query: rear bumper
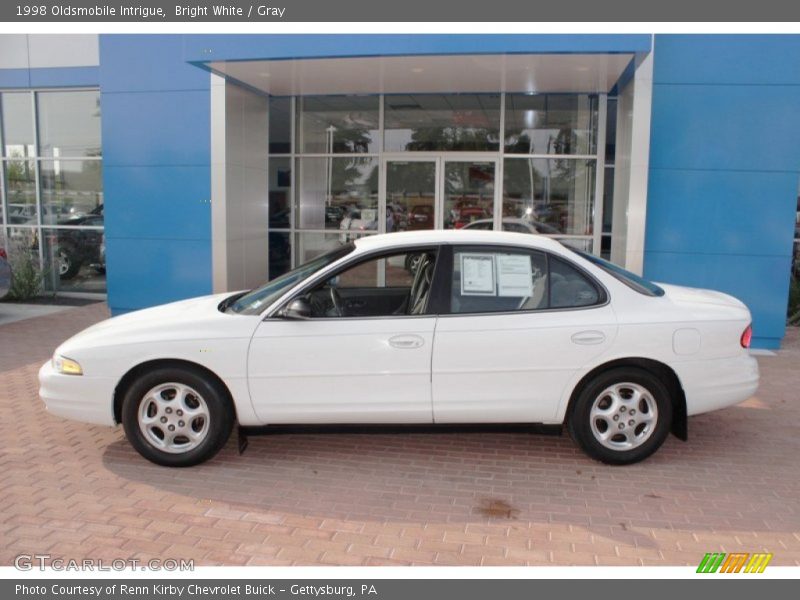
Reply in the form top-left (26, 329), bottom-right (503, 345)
top-left (675, 353), bottom-right (760, 416)
top-left (38, 361), bottom-right (117, 426)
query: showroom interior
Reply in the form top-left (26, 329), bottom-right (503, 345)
top-left (0, 34), bottom-right (798, 348)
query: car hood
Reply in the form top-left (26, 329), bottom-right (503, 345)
top-left (56, 291), bottom-right (255, 355)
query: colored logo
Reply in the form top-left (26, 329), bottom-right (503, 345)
top-left (696, 552), bottom-right (772, 573)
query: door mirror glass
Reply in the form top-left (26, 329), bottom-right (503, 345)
top-left (281, 298), bottom-right (313, 320)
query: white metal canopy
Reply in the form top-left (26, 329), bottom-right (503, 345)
top-left (209, 53), bottom-right (634, 96)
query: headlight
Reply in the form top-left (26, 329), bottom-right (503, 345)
top-left (52, 354), bottom-right (83, 376)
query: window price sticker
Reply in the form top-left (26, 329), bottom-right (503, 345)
top-left (496, 254), bottom-right (533, 297)
top-left (460, 253), bottom-right (496, 296)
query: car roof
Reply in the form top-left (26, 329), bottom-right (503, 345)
top-left (353, 229), bottom-right (568, 253)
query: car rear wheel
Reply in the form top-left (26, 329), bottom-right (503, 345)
top-left (568, 367), bottom-right (672, 465)
top-left (121, 366), bottom-right (234, 467)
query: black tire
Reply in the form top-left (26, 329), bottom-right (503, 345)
top-left (567, 367), bottom-right (672, 465)
top-left (57, 246), bottom-right (82, 280)
top-left (121, 366), bottom-right (234, 467)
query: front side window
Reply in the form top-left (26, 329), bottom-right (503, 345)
top-left (226, 243), bottom-right (354, 315)
top-left (449, 246), bottom-right (603, 314)
top-left (298, 249), bottom-right (438, 318)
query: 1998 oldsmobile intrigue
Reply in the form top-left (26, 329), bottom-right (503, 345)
top-left (40, 231), bottom-right (759, 467)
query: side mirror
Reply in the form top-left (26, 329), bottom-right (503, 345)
top-left (280, 298), bottom-right (312, 320)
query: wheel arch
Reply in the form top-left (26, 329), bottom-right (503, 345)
top-left (113, 358), bottom-right (238, 425)
top-left (564, 357), bottom-right (688, 441)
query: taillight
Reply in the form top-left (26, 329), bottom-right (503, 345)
top-left (0, 248), bottom-right (6, 260)
top-left (740, 324), bottom-right (752, 349)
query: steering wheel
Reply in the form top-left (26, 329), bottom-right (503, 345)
top-left (329, 286), bottom-right (345, 317)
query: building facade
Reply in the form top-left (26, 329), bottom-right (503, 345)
top-left (0, 34), bottom-right (798, 348)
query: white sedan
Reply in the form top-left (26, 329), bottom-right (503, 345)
top-left (39, 230), bottom-right (759, 467)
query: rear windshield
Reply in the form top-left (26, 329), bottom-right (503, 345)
top-left (575, 251), bottom-right (665, 297)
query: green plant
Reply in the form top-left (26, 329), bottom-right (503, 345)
top-left (6, 250), bottom-right (44, 301)
top-left (788, 276), bottom-right (800, 326)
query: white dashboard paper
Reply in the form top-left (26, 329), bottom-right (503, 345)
top-left (496, 254), bottom-right (533, 297)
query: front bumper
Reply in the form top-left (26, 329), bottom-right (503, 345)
top-left (38, 361), bottom-right (117, 426)
top-left (676, 353), bottom-right (760, 416)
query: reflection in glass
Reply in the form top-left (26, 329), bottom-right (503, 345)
top-left (443, 161), bottom-right (495, 230)
top-left (504, 94), bottom-right (597, 155)
top-left (503, 158), bottom-right (595, 236)
top-left (297, 96), bottom-right (379, 154)
top-left (1, 92), bottom-right (35, 158)
top-left (384, 94), bottom-right (501, 152)
top-left (5, 227), bottom-right (38, 263)
top-left (4, 160), bottom-right (37, 224)
top-left (269, 97), bottom-right (292, 154)
top-left (269, 157), bottom-right (291, 228)
top-left (37, 91), bottom-right (102, 158)
top-left (294, 232), bottom-right (368, 266)
top-left (268, 232), bottom-right (291, 280)
top-left (603, 165), bottom-right (614, 234)
top-left (295, 157), bottom-right (379, 232)
top-left (605, 98), bottom-right (617, 164)
top-left (386, 161), bottom-right (436, 232)
top-left (39, 160), bottom-right (103, 225)
top-left (42, 227), bottom-right (106, 293)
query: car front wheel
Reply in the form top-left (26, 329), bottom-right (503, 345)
top-left (568, 367), bottom-right (672, 465)
top-left (121, 366), bottom-right (234, 467)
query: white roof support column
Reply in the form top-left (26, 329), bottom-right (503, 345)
top-left (611, 49), bottom-right (654, 275)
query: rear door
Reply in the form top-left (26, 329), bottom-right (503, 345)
top-left (431, 245), bottom-right (617, 423)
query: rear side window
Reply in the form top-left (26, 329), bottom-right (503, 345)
top-left (549, 256), bottom-right (601, 308)
top-left (449, 247), bottom-right (603, 314)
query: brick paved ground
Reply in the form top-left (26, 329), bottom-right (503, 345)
top-left (1, 302), bottom-right (798, 566)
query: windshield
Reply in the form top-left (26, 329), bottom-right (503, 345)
top-left (226, 243), bottom-right (355, 315)
top-left (574, 250), bottom-right (665, 297)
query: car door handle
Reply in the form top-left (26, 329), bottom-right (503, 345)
top-left (388, 334), bottom-right (425, 349)
top-left (571, 331), bottom-right (606, 345)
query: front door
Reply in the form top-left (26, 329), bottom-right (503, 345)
top-left (247, 248), bottom-right (440, 424)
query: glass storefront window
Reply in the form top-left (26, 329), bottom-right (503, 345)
top-left (297, 95), bottom-right (379, 154)
top-left (4, 160), bottom-right (37, 224)
top-left (42, 227), bottom-right (106, 293)
top-left (504, 94), bottom-right (598, 155)
top-left (269, 97), bottom-right (292, 154)
top-left (39, 160), bottom-right (103, 225)
top-left (295, 157), bottom-right (379, 231)
top-left (268, 231), bottom-right (291, 280)
top-left (269, 157), bottom-right (292, 229)
top-left (503, 158), bottom-right (596, 236)
top-left (294, 231), bottom-right (368, 265)
top-left (384, 94), bottom-right (501, 152)
top-left (37, 91), bottom-right (101, 158)
top-left (1, 92), bottom-right (35, 158)
top-left (270, 93), bottom-right (611, 275)
top-left (0, 89), bottom-right (104, 297)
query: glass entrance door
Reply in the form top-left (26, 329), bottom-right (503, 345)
top-left (385, 159), bottom-right (438, 233)
top-left (442, 160), bottom-right (496, 230)
top-left (383, 157), bottom-right (498, 234)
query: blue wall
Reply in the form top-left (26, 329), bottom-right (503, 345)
top-left (646, 35), bottom-right (800, 349)
top-left (100, 35), bottom-right (213, 313)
